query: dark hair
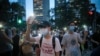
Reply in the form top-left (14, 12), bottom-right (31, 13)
top-left (5, 28), bottom-right (9, 36)
top-left (38, 21), bottom-right (51, 28)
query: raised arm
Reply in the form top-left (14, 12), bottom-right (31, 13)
top-left (78, 31), bottom-right (88, 44)
top-left (25, 17), bottom-right (36, 42)
top-left (25, 22), bottom-right (32, 41)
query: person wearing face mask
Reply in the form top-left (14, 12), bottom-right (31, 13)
top-left (61, 22), bottom-right (87, 56)
top-left (25, 17), bottom-right (62, 56)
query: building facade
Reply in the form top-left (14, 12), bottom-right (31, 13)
top-left (18, 0), bottom-right (26, 21)
top-left (33, 0), bottom-right (50, 21)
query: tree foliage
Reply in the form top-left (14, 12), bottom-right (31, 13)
top-left (54, 0), bottom-right (90, 28)
top-left (0, 0), bottom-right (25, 26)
top-left (0, 0), bottom-right (10, 22)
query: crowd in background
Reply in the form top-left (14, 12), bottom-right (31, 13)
top-left (0, 21), bottom-right (100, 56)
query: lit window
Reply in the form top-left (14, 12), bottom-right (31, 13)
top-left (39, 6), bottom-right (43, 9)
top-left (36, 13), bottom-right (43, 16)
top-left (35, 8), bottom-right (40, 10)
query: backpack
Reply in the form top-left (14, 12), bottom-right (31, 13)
top-left (36, 36), bottom-right (56, 56)
top-left (40, 36), bottom-right (56, 49)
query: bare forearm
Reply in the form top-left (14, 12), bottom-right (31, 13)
top-left (25, 24), bottom-right (31, 41)
top-left (82, 36), bottom-right (86, 44)
top-left (80, 34), bottom-right (87, 44)
top-left (82, 31), bottom-right (88, 44)
top-left (55, 52), bottom-right (59, 56)
top-left (3, 32), bottom-right (12, 43)
top-left (91, 39), bottom-right (99, 45)
top-left (25, 17), bottom-right (37, 42)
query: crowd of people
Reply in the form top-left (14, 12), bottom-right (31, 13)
top-left (0, 17), bottom-right (100, 56)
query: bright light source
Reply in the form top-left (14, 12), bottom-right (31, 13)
top-left (74, 21), bottom-right (77, 23)
top-left (83, 25), bottom-right (87, 28)
top-left (38, 33), bottom-right (42, 37)
top-left (63, 27), bottom-right (67, 31)
top-left (28, 13), bottom-right (36, 21)
top-left (0, 24), bottom-right (3, 28)
top-left (30, 13), bottom-right (35, 17)
top-left (18, 19), bottom-right (22, 24)
top-left (88, 11), bottom-right (93, 15)
top-left (83, 25), bottom-right (88, 31)
top-left (28, 13), bottom-right (37, 24)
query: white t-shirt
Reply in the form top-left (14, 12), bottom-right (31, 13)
top-left (61, 32), bottom-right (82, 56)
top-left (33, 36), bottom-right (62, 56)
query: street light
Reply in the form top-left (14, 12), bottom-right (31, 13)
top-left (0, 24), bottom-right (3, 28)
top-left (63, 27), bottom-right (67, 31)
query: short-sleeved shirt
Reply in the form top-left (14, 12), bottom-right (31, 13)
top-left (61, 32), bottom-right (82, 56)
top-left (32, 36), bottom-right (62, 56)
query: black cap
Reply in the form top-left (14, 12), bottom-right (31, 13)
top-left (38, 21), bottom-right (51, 28)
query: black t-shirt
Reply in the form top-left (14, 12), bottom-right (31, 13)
top-left (91, 33), bottom-right (100, 43)
top-left (91, 32), bottom-right (100, 48)
top-left (12, 34), bottom-right (20, 48)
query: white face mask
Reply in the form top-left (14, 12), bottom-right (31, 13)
top-left (39, 28), bottom-right (49, 36)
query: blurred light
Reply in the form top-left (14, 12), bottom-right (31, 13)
top-left (18, 19), bottom-right (22, 24)
top-left (83, 25), bottom-right (88, 31)
top-left (30, 13), bottom-right (35, 17)
top-left (52, 30), bottom-right (55, 33)
top-left (83, 25), bottom-right (87, 28)
top-left (38, 33), bottom-right (42, 37)
top-left (28, 13), bottom-right (36, 20)
top-left (63, 27), bottom-right (67, 31)
top-left (0, 24), bottom-right (3, 28)
top-left (88, 11), bottom-right (93, 15)
top-left (74, 21), bottom-right (77, 23)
